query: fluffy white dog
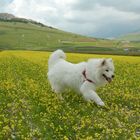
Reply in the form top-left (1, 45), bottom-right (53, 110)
top-left (47, 50), bottom-right (115, 106)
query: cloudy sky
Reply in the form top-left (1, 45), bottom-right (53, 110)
top-left (0, 0), bottom-right (140, 38)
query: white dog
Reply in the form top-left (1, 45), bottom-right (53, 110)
top-left (47, 50), bottom-right (115, 106)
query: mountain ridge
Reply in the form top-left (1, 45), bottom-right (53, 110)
top-left (0, 13), bottom-right (15, 19)
top-left (0, 13), bottom-right (50, 28)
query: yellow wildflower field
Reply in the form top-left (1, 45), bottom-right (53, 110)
top-left (0, 51), bottom-right (140, 139)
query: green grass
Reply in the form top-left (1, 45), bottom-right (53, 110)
top-left (0, 51), bottom-right (140, 139)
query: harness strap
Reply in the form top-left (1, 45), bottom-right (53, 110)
top-left (82, 70), bottom-right (95, 84)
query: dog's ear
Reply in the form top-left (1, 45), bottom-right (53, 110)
top-left (101, 59), bottom-right (106, 66)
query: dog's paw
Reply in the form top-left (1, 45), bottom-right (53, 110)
top-left (97, 101), bottom-right (105, 106)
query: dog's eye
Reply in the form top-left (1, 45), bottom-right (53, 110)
top-left (106, 69), bottom-right (109, 72)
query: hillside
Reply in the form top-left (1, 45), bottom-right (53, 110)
top-left (0, 13), bottom-right (140, 55)
top-left (118, 32), bottom-right (140, 41)
top-left (0, 21), bottom-right (99, 49)
top-left (0, 20), bottom-right (119, 52)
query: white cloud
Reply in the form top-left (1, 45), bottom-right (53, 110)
top-left (1, 0), bottom-right (140, 38)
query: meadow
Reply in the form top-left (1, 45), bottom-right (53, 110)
top-left (0, 51), bottom-right (140, 139)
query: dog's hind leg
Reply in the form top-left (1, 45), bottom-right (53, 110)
top-left (48, 76), bottom-right (65, 100)
top-left (55, 90), bottom-right (64, 101)
top-left (52, 84), bottom-right (65, 100)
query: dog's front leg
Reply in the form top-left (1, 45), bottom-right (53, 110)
top-left (80, 83), bottom-right (105, 106)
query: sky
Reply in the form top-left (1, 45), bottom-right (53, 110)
top-left (0, 0), bottom-right (140, 38)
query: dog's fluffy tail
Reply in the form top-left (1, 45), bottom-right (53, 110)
top-left (48, 49), bottom-right (66, 70)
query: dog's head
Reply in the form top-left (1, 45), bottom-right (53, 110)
top-left (87, 58), bottom-right (115, 85)
top-left (99, 58), bottom-right (115, 83)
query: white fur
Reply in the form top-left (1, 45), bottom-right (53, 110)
top-left (47, 50), bottom-right (115, 106)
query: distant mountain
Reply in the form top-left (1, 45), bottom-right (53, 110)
top-left (0, 13), bottom-right (15, 20)
top-left (0, 13), bottom-right (47, 27)
top-left (117, 31), bottom-right (140, 41)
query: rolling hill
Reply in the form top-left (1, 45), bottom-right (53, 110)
top-left (118, 31), bottom-right (140, 41)
top-left (0, 13), bottom-right (140, 55)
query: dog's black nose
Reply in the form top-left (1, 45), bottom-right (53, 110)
top-left (112, 75), bottom-right (115, 78)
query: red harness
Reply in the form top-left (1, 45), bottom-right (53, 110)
top-left (82, 70), bottom-right (95, 84)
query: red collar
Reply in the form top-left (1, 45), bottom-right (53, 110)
top-left (82, 70), bottom-right (95, 84)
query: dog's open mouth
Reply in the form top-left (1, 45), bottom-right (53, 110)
top-left (102, 74), bottom-right (112, 83)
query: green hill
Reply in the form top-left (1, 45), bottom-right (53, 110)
top-left (0, 14), bottom-right (140, 55)
top-left (117, 32), bottom-right (140, 52)
top-left (118, 32), bottom-right (140, 41)
top-left (0, 13), bottom-right (119, 53)
top-left (0, 21), bottom-right (91, 49)
top-left (0, 21), bottom-right (119, 51)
